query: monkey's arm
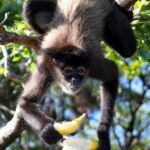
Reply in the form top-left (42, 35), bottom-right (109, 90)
top-left (103, 3), bottom-right (136, 58)
top-left (17, 55), bottom-right (62, 144)
top-left (90, 54), bottom-right (118, 150)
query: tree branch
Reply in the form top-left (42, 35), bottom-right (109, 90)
top-left (112, 126), bottom-right (123, 149)
top-left (0, 105), bottom-right (14, 116)
top-left (0, 13), bottom-right (9, 26)
top-left (1, 45), bottom-right (27, 84)
top-left (0, 107), bottom-right (26, 150)
top-left (0, 26), bottom-right (40, 50)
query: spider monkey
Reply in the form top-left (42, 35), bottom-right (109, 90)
top-left (16, 0), bottom-right (136, 149)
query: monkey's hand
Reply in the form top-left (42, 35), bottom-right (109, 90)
top-left (41, 123), bottom-right (63, 145)
top-left (41, 113), bottom-right (86, 145)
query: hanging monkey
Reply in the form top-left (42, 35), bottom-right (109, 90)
top-left (16, 0), bottom-right (136, 149)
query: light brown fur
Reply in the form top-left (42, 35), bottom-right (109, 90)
top-left (41, 0), bottom-right (113, 53)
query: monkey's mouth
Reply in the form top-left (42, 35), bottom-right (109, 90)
top-left (69, 84), bottom-right (82, 93)
top-left (70, 85), bottom-right (80, 91)
top-left (58, 83), bottom-right (81, 95)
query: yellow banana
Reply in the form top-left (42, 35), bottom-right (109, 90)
top-left (54, 113), bottom-right (86, 135)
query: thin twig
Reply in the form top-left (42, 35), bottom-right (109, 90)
top-left (112, 126), bottom-right (123, 149)
top-left (1, 45), bottom-right (27, 84)
top-left (0, 105), bottom-right (15, 116)
top-left (0, 13), bottom-right (9, 26)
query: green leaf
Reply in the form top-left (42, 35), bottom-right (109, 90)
top-left (12, 56), bottom-right (21, 62)
top-left (0, 67), bottom-right (4, 75)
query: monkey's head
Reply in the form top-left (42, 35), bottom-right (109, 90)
top-left (48, 46), bottom-right (89, 95)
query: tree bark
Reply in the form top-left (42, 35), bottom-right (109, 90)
top-left (0, 107), bottom-right (26, 150)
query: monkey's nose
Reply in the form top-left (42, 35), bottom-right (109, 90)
top-left (71, 77), bottom-right (81, 88)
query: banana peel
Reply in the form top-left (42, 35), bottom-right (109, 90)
top-left (54, 113), bottom-right (86, 135)
top-left (62, 138), bottom-right (99, 150)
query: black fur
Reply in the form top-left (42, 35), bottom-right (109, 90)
top-left (116, 3), bottom-right (133, 21)
top-left (24, 0), bottom-right (56, 34)
top-left (41, 123), bottom-right (62, 145)
top-left (24, 1), bottom-right (136, 58)
top-left (53, 53), bottom-right (89, 68)
top-left (103, 3), bottom-right (136, 58)
top-left (98, 77), bottom-right (118, 150)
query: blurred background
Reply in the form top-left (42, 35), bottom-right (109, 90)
top-left (0, 0), bottom-right (150, 149)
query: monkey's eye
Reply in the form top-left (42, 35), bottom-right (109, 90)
top-left (63, 67), bottom-right (74, 76)
top-left (77, 66), bottom-right (86, 75)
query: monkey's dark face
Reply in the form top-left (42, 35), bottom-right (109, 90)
top-left (52, 53), bottom-right (89, 95)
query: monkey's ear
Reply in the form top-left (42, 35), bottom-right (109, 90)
top-left (24, 0), bottom-right (56, 34)
top-left (103, 3), bottom-right (136, 58)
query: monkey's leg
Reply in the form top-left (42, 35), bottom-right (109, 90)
top-left (17, 55), bottom-right (62, 145)
top-left (24, 0), bottom-right (57, 34)
top-left (90, 57), bottom-right (118, 150)
top-left (103, 3), bottom-right (136, 58)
